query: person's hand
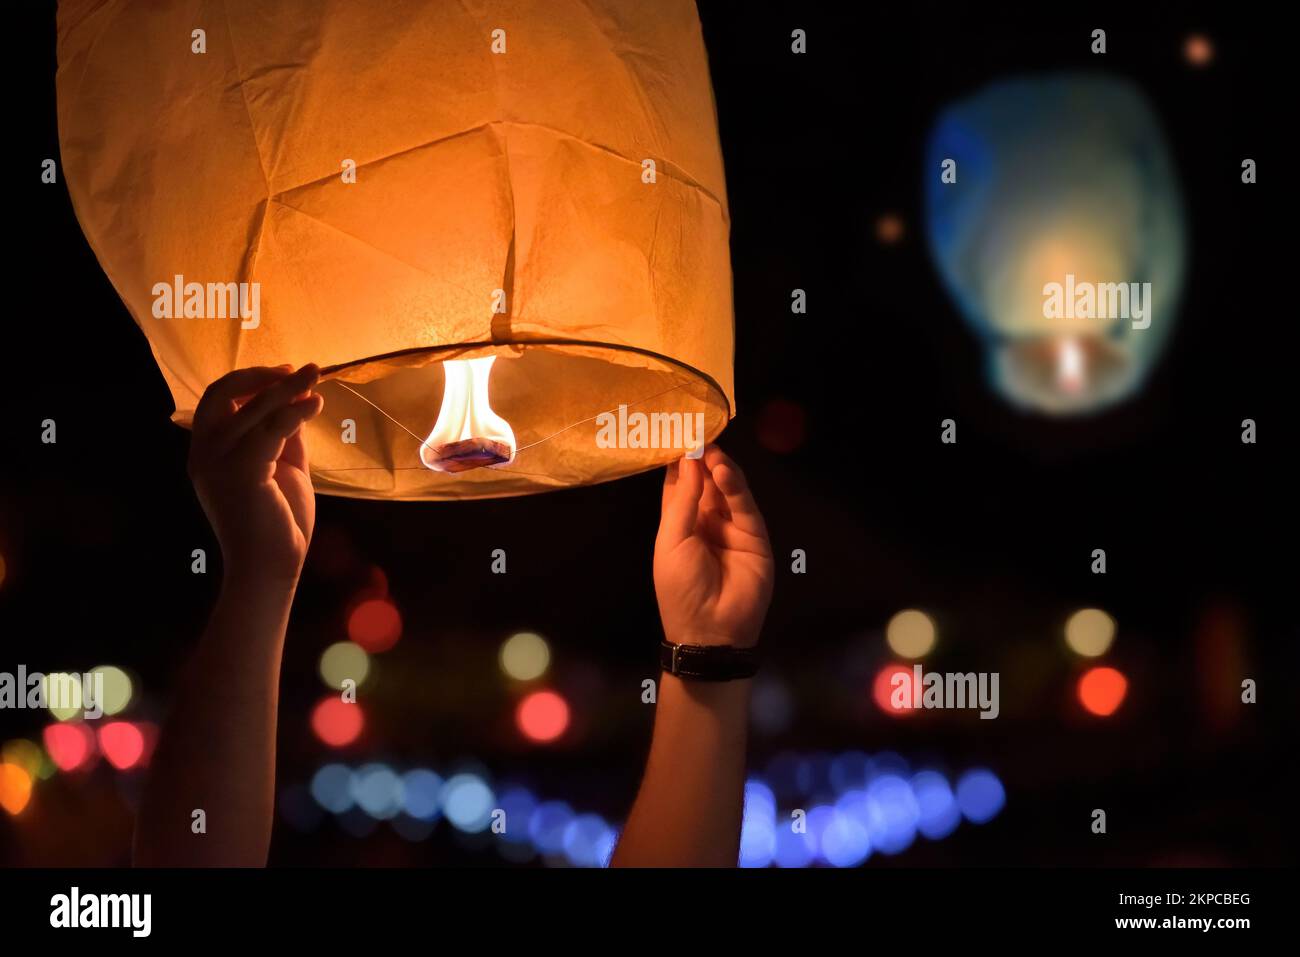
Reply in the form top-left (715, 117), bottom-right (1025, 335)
top-left (188, 364), bottom-right (324, 584)
top-left (654, 445), bottom-right (773, 648)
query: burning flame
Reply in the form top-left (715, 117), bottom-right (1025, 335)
top-left (420, 356), bottom-right (516, 473)
top-left (1056, 336), bottom-right (1085, 394)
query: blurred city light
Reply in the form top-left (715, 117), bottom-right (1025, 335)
top-left (862, 774), bottom-right (920, 855)
top-left (1184, 34), bottom-right (1214, 67)
top-left (352, 763), bottom-right (405, 819)
top-left (529, 801), bottom-right (575, 855)
top-left (1078, 666), bottom-right (1128, 717)
top-left (311, 697), bottom-right (364, 747)
top-left (955, 769), bottom-right (1006, 824)
top-left (42, 722), bottom-right (95, 772)
top-left (499, 632), bottom-right (550, 681)
top-left (89, 665), bottom-right (134, 716)
top-left (310, 763), bottom-right (356, 813)
top-left (318, 641), bottom-right (371, 691)
top-left (347, 598), bottom-right (402, 653)
top-left (97, 722), bottom-right (145, 770)
top-left (2, 739), bottom-right (45, 780)
top-left (772, 816), bottom-right (816, 868)
top-left (0, 763), bottom-right (33, 816)
top-left (440, 773), bottom-right (494, 832)
top-left (1065, 608), bottom-right (1116, 657)
top-left (911, 770), bottom-right (962, 840)
top-left (886, 609), bottom-right (937, 658)
top-left (400, 768), bottom-right (443, 821)
top-left (516, 690), bottom-right (570, 743)
top-left (563, 813), bottom-right (616, 867)
top-left (495, 786), bottom-right (538, 844)
top-left (873, 664), bottom-right (917, 717)
top-left (43, 673), bottom-right (85, 721)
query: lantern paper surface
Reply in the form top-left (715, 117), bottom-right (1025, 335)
top-left (925, 75), bottom-right (1186, 415)
top-left (57, 0), bottom-right (733, 499)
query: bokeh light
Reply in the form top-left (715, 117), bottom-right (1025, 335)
top-left (1078, 666), bottom-right (1128, 716)
top-left (911, 770), bottom-right (961, 840)
top-left (42, 722), bottom-right (95, 772)
top-left (516, 690), bottom-right (570, 743)
top-left (352, 763), bottom-right (405, 820)
top-left (0, 552), bottom-right (6, 588)
top-left (310, 763), bottom-right (355, 813)
top-left (88, 665), bottom-right (134, 717)
top-left (563, 813), bottom-right (616, 867)
top-left (495, 786), bottom-right (538, 844)
top-left (876, 213), bottom-right (905, 244)
top-left (2, 739), bottom-right (45, 780)
top-left (347, 598), bottom-right (402, 653)
top-left (773, 819), bottom-right (816, 868)
top-left (861, 775), bottom-right (920, 855)
top-left (1184, 34), bottom-right (1214, 67)
top-left (97, 722), bottom-right (145, 770)
top-left (401, 769), bottom-right (443, 822)
top-left (441, 773), bottom-right (495, 833)
top-left (43, 673), bottom-right (87, 721)
top-left (0, 762), bottom-right (33, 816)
top-left (821, 809), bottom-right (872, 867)
top-left (955, 769), bottom-right (1006, 824)
top-left (318, 641), bottom-right (371, 690)
top-left (886, 609), bottom-right (937, 658)
top-left (1065, 608), bottom-right (1116, 657)
top-left (872, 663), bottom-right (917, 718)
top-left (311, 698), bottom-right (364, 747)
top-left (499, 632), bottom-right (550, 681)
top-left (529, 800), bottom-right (575, 855)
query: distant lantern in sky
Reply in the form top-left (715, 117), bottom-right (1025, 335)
top-left (58, 0), bottom-right (733, 499)
top-left (925, 75), bottom-right (1186, 414)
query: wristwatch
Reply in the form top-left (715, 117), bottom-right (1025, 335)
top-left (660, 639), bottom-right (759, 682)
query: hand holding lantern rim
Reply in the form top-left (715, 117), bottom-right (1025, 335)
top-left (188, 364), bottom-right (325, 584)
top-left (654, 445), bottom-right (774, 650)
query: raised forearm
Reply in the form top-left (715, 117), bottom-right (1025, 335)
top-left (612, 673), bottom-right (751, 867)
top-left (133, 574), bottom-right (295, 866)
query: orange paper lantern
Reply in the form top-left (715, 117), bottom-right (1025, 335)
top-left (57, 0), bottom-right (733, 499)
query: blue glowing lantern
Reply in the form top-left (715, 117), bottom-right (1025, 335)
top-left (925, 75), bottom-right (1186, 414)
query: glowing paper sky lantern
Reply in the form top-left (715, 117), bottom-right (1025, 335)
top-left (57, 0), bottom-right (732, 499)
top-left (925, 75), bottom-right (1186, 414)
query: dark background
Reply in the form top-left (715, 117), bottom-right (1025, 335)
top-left (1, 3), bottom-right (1291, 866)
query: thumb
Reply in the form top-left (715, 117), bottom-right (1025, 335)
top-left (658, 456), bottom-right (703, 546)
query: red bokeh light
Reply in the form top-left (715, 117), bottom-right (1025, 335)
top-left (98, 722), bottom-right (145, 770)
top-left (1078, 666), bottom-right (1128, 717)
top-left (872, 664), bottom-right (917, 718)
top-left (311, 698), bottom-right (364, 747)
top-left (43, 722), bottom-right (96, 771)
top-left (517, 690), bottom-right (570, 743)
top-left (347, 598), bottom-right (402, 653)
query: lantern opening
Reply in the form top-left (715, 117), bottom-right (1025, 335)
top-left (994, 334), bottom-right (1133, 414)
top-left (419, 357), bottom-right (516, 473)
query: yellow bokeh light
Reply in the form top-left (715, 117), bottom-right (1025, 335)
top-left (2, 740), bottom-right (43, 779)
top-left (1065, 608), bottom-right (1116, 657)
top-left (499, 632), bottom-right (551, 681)
top-left (319, 641), bottom-right (371, 691)
top-left (43, 673), bottom-right (85, 721)
top-left (89, 665), bottom-right (133, 717)
top-left (885, 610), bottom-right (937, 659)
top-left (0, 762), bottom-right (33, 816)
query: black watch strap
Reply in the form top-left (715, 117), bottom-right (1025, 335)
top-left (660, 640), bottom-right (759, 681)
